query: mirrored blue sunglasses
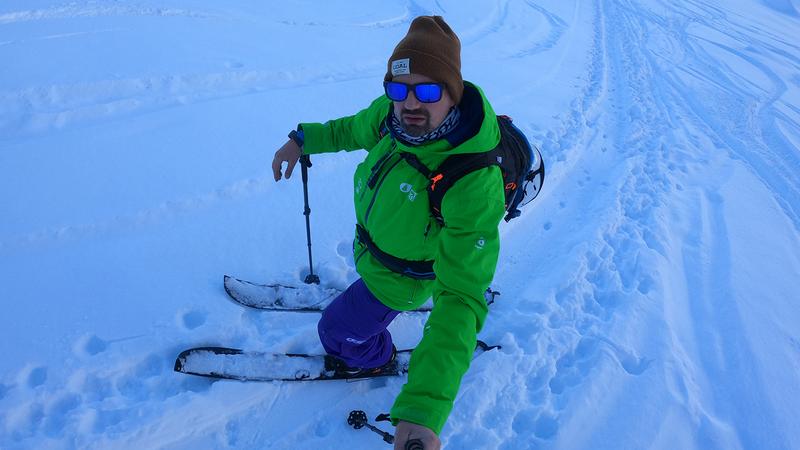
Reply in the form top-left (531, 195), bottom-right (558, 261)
top-left (383, 81), bottom-right (444, 103)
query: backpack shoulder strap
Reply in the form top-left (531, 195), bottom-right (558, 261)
top-left (400, 150), bottom-right (500, 226)
top-left (399, 152), bottom-right (432, 177)
top-left (427, 151), bottom-right (500, 225)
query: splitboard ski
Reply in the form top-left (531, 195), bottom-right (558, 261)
top-left (223, 275), bottom-right (350, 312)
top-left (174, 340), bottom-right (500, 382)
top-left (223, 275), bottom-right (499, 313)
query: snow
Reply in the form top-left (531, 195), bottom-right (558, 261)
top-left (179, 350), bottom-right (327, 382)
top-left (1, 0), bottom-right (799, 448)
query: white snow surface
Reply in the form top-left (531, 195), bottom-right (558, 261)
top-left (1, 0), bottom-right (799, 449)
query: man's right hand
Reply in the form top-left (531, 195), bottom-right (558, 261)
top-left (394, 421), bottom-right (440, 450)
top-left (272, 139), bottom-right (302, 181)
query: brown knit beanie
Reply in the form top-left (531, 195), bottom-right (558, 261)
top-left (385, 16), bottom-right (463, 104)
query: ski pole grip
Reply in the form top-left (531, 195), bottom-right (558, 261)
top-left (299, 154), bottom-right (311, 182)
top-left (405, 439), bottom-right (424, 450)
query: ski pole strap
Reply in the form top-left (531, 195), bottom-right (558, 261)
top-left (288, 129), bottom-right (305, 148)
top-left (355, 224), bottom-right (436, 280)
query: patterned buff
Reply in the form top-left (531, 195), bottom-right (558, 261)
top-left (390, 107), bottom-right (461, 146)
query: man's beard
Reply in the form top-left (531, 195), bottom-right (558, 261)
top-left (401, 109), bottom-right (433, 137)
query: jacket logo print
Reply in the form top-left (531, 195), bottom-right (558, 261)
top-left (399, 183), bottom-right (417, 201)
top-left (475, 237), bottom-right (486, 250)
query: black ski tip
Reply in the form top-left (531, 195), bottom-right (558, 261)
top-left (224, 274), bottom-right (255, 287)
top-left (223, 274), bottom-right (250, 291)
top-left (223, 274), bottom-right (236, 294)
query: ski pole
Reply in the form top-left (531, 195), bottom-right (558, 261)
top-left (348, 410), bottom-right (394, 444)
top-left (299, 154), bottom-right (320, 285)
top-left (347, 411), bottom-right (426, 449)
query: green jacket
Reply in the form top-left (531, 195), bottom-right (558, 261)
top-left (301, 82), bottom-right (505, 434)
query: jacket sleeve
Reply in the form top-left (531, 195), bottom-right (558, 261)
top-left (300, 96), bottom-right (391, 155)
top-left (390, 167), bottom-right (505, 434)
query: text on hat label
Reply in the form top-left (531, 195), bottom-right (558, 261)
top-left (391, 58), bottom-right (410, 76)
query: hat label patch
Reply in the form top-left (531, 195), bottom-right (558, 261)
top-left (391, 58), bottom-right (410, 76)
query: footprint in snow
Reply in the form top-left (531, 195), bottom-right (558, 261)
top-left (314, 418), bottom-right (332, 438)
top-left (115, 353), bottom-right (168, 400)
top-left (547, 337), bottom-right (604, 397)
top-left (336, 239), bottom-right (354, 259)
top-left (20, 364), bottom-right (48, 389)
top-left (533, 413), bottom-right (559, 439)
top-left (595, 336), bottom-right (654, 376)
top-left (68, 370), bottom-right (113, 402)
top-left (6, 400), bottom-right (44, 440)
top-left (178, 309), bottom-right (207, 330)
top-left (41, 393), bottom-right (81, 438)
top-left (508, 408), bottom-right (560, 444)
top-left (603, 342), bottom-right (653, 376)
top-left (74, 334), bottom-right (108, 357)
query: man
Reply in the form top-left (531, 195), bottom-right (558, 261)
top-left (272, 16), bottom-right (505, 450)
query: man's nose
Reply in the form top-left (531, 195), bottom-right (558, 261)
top-left (403, 91), bottom-right (421, 109)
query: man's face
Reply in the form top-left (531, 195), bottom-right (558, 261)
top-left (391, 73), bottom-right (455, 137)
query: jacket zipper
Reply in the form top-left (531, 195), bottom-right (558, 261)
top-left (363, 153), bottom-right (403, 226)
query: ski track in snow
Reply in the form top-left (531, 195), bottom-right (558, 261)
top-left (0, 174), bottom-right (273, 252)
top-left (0, 66), bottom-right (381, 141)
top-left (0, 3), bottom-right (217, 25)
top-left (454, 0), bottom-right (798, 448)
top-left (471, 1), bottom-right (672, 446)
top-left (1, 0), bottom-right (799, 448)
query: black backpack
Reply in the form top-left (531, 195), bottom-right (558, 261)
top-left (402, 115), bottom-right (545, 225)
